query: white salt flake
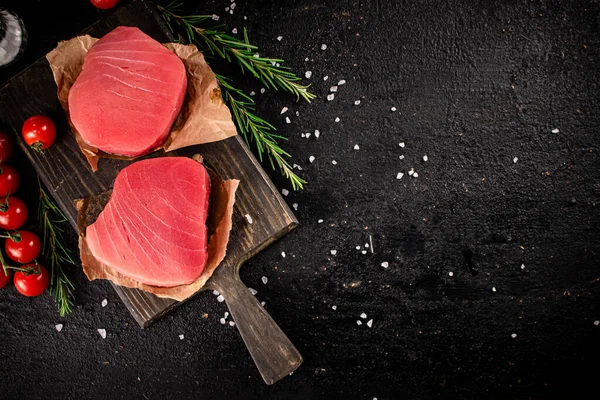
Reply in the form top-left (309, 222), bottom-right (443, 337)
top-left (292, 203), bottom-right (298, 210)
top-left (396, 172), bottom-right (404, 180)
top-left (594, 320), bottom-right (599, 326)
top-left (281, 252), bottom-right (286, 258)
top-left (277, 36), bottom-right (283, 41)
top-left (354, 145), bottom-right (360, 150)
top-left (249, 91), bottom-right (255, 96)
top-left (301, 133), bottom-right (306, 138)
top-left (232, 28), bottom-right (238, 34)
top-left (244, 16), bottom-right (247, 20)
top-left (212, 290), bottom-right (220, 296)
top-left (332, 160), bottom-right (337, 165)
top-left (552, 128), bottom-right (560, 134)
top-left (97, 329), bottom-right (107, 339)
top-left (321, 44), bottom-right (327, 50)
top-left (212, 14), bottom-right (220, 21)
top-left (231, 2), bottom-right (236, 10)
top-left (423, 155), bottom-right (428, 162)
top-left (399, 142), bottom-right (405, 148)
top-left (399, 155), bottom-right (405, 160)
top-left (360, 313), bottom-right (367, 319)
top-left (413, 172), bottom-right (419, 178)
top-left (329, 86), bottom-right (338, 92)
top-left (229, 321), bottom-right (235, 327)
top-left (225, 7), bottom-right (230, 12)
top-left (324, 75), bottom-right (329, 81)
top-left (367, 319), bottom-right (373, 328)
top-left (361, 250), bottom-right (367, 254)
top-left (381, 262), bottom-right (389, 268)
top-left (280, 107), bottom-right (288, 114)
top-left (244, 214), bottom-right (253, 224)
top-left (101, 299), bottom-right (108, 307)
top-left (356, 246), bottom-right (361, 250)
top-left (296, 111), bottom-right (300, 116)
top-left (511, 333), bottom-right (517, 339)
top-left (356, 320), bottom-right (362, 326)
top-left (338, 80), bottom-right (346, 85)
top-left (305, 133), bottom-right (311, 139)
top-left (261, 276), bottom-right (268, 285)
top-left (365, 243), bottom-right (369, 248)
top-left (217, 295), bottom-right (225, 302)
top-left (492, 287), bottom-right (497, 292)
top-left (309, 156), bottom-right (315, 163)
top-left (220, 318), bottom-right (226, 324)
top-left (354, 100), bottom-right (361, 106)
top-left (327, 93), bottom-right (335, 101)
top-left (305, 71), bottom-right (312, 79)
top-left (513, 157), bottom-right (519, 163)
top-left (224, 312), bottom-right (229, 319)
top-left (249, 288), bottom-right (258, 295)
top-left (261, 301), bottom-right (266, 306)
top-left (408, 169), bottom-right (414, 176)
top-left (229, 9), bottom-right (233, 14)
top-left (391, 107), bottom-right (397, 112)
top-left (335, 117), bottom-right (340, 122)
top-left (285, 117), bottom-right (291, 124)
top-left (304, 57), bottom-right (309, 62)
top-left (332, 305), bottom-right (337, 310)
top-left (318, 219), bottom-right (323, 223)
top-left (521, 264), bottom-right (526, 269)
top-left (260, 88), bottom-right (265, 93)
top-left (179, 334), bottom-right (184, 340)
top-left (449, 271), bottom-right (454, 276)
top-left (55, 324), bottom-right (63, 332)
top-left (282, 189), bottom-right (289, 196)
top-left (314, 130), bottom-right (320, 138)
top-left (330, 250), bottom-right (337, 255)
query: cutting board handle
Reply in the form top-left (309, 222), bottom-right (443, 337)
top-left (213, 266), bottom-right (303, 385)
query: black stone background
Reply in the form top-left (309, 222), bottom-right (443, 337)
top-left (0, 0), bottom-right (599, 399)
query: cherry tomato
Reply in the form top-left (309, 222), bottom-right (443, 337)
top-left (13, 264), bottom-right (49, 297)
top-left (0, 164), bottom-right (20, 197)
top-left (21, 115), bottom-right (56, 151)
top-left (0, 131), bottom-right (14, 163)
top-left (5, 231), bottom-right (41, 264)
top-left (90, 0), bottom-right (120, 10)
top-left (0, 197), bottom-right (28, 230)
top-left (0, 268), bottom-right (11, 289)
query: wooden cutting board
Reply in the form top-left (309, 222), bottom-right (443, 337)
top-left (0, 0), bottom-right (302, 385)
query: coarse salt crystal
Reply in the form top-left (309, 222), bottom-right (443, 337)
top-left (293, 203), bottom-right (298, 210)
top-left (332, 305), bottom-right (337, 310)
top-left (212, 290), bottom-right (220, 296)
top-left (330, 250), bottom-right (337, 255)
top-left (101, 299), bottom-right (108, 307)
top-left (396, 172), bottom-right (404, 180)
top-left (327, 94), bottom-right (335, 101)
top-left (399, 142), bottom-right (405, 148)
top-left (423, 155), bottom-right (428, 162)
top-left (332, 160), bottom-right (338, 165)
top-left (229, 321), bottom-right (235, 327)
top-left (354, 144), bottom-right (360, 150)
top-left (220, 318), bottom-right (226, 324)
top-left (217, 295), bottom-right (225, 302)
top-left (356, 320), bottom-right (362, 325)
top-left (521, 264), bottom-right (526, 269)
top-left (408, 169), bottom-right (414, 176)
top-left (492, 287), bottom-right (497, 292)
top-left (282, 252), bottom-right (286, 258)
top-left (552, 128), bottom-right (560, 133)
top-left (354, 100), bottom-right (361, 105)
top-left (449, 271), bottom-right (454, 276)
top-left (224, 312), bottom-right (229, 319)
top-left (594, 320), bottom-right (599, 326)
top-left (513, 157), bottom-right (519, 163)
top-left (282, 189), bottom-right (289, 196)
top-left (261, 276), bottom-right (268, 284)
top-left (277, 36), bottom-right (283, 41)
top-left (260, 88), bottom-right (265, 93)
top-left (285, 117), bottom-right (291, 124)
top-left (318, 219), bottom-right (323, 223)
top-left (330, 86), bottom-right (338, 92)
top-left (335, 117), bottom-right (340, 122)
top-left (212, 14), bottom-right (220, 21)
top-left (229, 9), bottom-right (233, 14)
top-left (324, 76), bottom-right (329, 81)
top-left (399, 155), bottom-right (404, 160)
top-left (413, 172), bottom-right (419, 178)
top-left (244, 16), bottom-right (247, 20)
top-left (309, 156), bottom-right (315, 163)
top-left (280, 107), bottom-right (288, 114)
top-left (511, 333), bottom-right (517, 338)
top-left (305, 71), bottom-right (312, 78)
top-left (179, 334), bottom-right (184, 340)
top-left (367, 319), bottom-right (373, 328)
top-left (356, 246), bottom-right (361, 250)
top-left (98, 329), bottom-right (106, 339)
top-left (261, 301), bottom-right (266, 306)
top-left (338, 80), bottom-right (346, 85)
top-left (249, 288), bottom-right (258, 295)
top-left (245, 214), bottom-right (253, 224)
top-left (361, 250), bottom-right (367, 254)
top-left (391, 107), bottom-right (397, 112)
top-left (365, 243), bottom-right (369, 248)
top-left (232, 28), bottom-right (238, 34)
top-left (296, 111), bottom-right (300, 116)
top-left (314, 130), bottom-right (320, 138)
top-left (225, 7), bottom-right (230, 12)
top-left (321, 44), bottom-right (327, 50)
top-left (231, 2), bottom-right (236, 9)
top-left (55, 324), bottom-right (63, 332)
top-left (360, 313), bottom-right (367, 319)
top-left (305, 133), bottom-right (311, 139)
top-left (381, 262), bottom-right (389, 268)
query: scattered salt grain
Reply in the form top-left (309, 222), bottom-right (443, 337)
top-left (285, 117), bottom-right (291, 124)
top-left (292, 203), bottom-right (298, 210)
top-left (594, 320), bottom-right (599, 326)
top-left (338, 79), bottom-right (346, 85)
top-left (232, 28), bottom-right (238, 34)
top-left (356, 246), bottom-right (361, 250)
top-left (309, 156), bottom-right (315, 163)
top-left (179, 334), bottom-right (184, 340)
top-left (244, 16), bottom-right (247, 20)
top-left (511, 333), bottom-right (517, 339)
top-left (225, 7), bottom-right (230, 12)
top-left (262, 276), bottom-right (268, 284)
top-left (327, 94), bottom-right (335, 101)
top-left (332, 160), bottom-right (337, 165)
top-left (354, 145), bottom-right (360, 150)
top-left (330, 86), bottom-right (338, 92)
top-left (244, 214), bottom-right (253, 224)
top-left (305, 133), bottom-right (311, 139)
top-left (212, 14), bottom-right (220, 21)
top-left (261, 301), bottom-right (266, 307)
top-left (220, 318), bottom-right (226, 324)
top-left (280, 107), bottom-right (288, 114)
top-left (492, 287), bottom-right (497, 292)
top-left (305, 71), bottom-right (312, 79)
top-left (282, 189), bottom-right (289, 196)
top-left (391, 107), bottom-right (397, 112)
top-left (360, 313), bottom-right (367, 319)
top-left (513, 157), bottom-right (519, 163)
top-left (282, 252), bottom-right (286, 258)
top-left (217, 295), bottom-right (225, 302)
top-left (296, 111), bottom-right (300, 116)
top-left (332, 305), bottom-right (337, 310)
top-left (321, 44), bottom-right (327, 50)
top-left (521, 264), bottom-right (526, 269)
top-left (324, 76), bottom-right (329, 81)
top-left (413, 172), bottom-right (419, 178)
top-left (396, 172), bottom-right (404, 180)
top-left (55, 324), bottom-right (63, 332)
top-left (260, 88), bottom-right (265, 94)
top-left (212, 290), bottom-right (220, 296)
top-left (364, 243), bottom-right (369, 248)
top-left (399, 155), bottom-right (405, 160)
top-left (354, 100), bottom-right (361, 106)
top-left (249, 91), bottom-right (255, 96)
top-left (98, 329), bottom-right (106, 339)
top-left (277, 36), bottom-right (283, 41)
top-left (249, 288), bottom-right (258, 295)
top-left (304, 57), bottom-right (309, 62)
top-left (314, 130), bottom-right (320, 138)
top-left (399, 142), bottom-right (405, 148)
top-left (381, 262), bottom-right (389, 268)
top-left (449, 271), bottom-right (454, 276)
top-left (361, 250), bottom-right (367, 254)
top-left (229, 321), bottom-right (235, 327)
top-left (367, 319), bottom-right (373, 328)
top-left (552, 128), bottom-right (560, 134)
top-left (335, 117), bottom-right (340, 122)
top-left (230, 9), bottom-right (233, 14)
top-left (423, 155), bottom-right (428, 162)
top-left (356, 320), bottom-right (362, 326)
top-left (231, 2), bottom-right (236, 10)
top-left (318, 219), bottom-right (323, 223)
top-left (224, 312), bottom-right (229, 319)
top-left (101, 299), bottom-right (108, 307)
top-left (330, 250), bottom-right (337, 255)
top-left (408, 169), bottom-right (414, 176)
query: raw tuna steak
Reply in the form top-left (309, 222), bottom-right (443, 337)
top-left (86, 157), bottom-right (211, 287)
top-left (68, 26), bottom-right (187, 157)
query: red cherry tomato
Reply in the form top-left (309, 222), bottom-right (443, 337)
top-left (0, 268), bottom-right (11, 289)
top-left (0, 197), bottom-right (28, 230)
top-left (0, 164), bottom-right (20, 197)
top-left (0, 132), bottom-right (14, 163)
top-left (90, 0), bottom-right (120, 10)
top-left (5, 231), bottom-right (41, 264)
top-left (21, 115), bottom-right (56, 151)
top-left (13, 264), bottom-right (49, 297)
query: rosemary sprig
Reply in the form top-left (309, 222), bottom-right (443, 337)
top-left (218, 75), bottom-right (306, 190)
top-left (38, 187), bottom-right (75, 316)
top-left (158, 1), bottom-right (315, 102)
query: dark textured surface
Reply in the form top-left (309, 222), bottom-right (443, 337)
top-left (1, 0), bottom-right (599, 399)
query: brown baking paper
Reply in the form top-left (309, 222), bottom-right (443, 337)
top-left (46, 34), bottom-right (237, 171)
top-left (75, 155), bottom-right (240, 301)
